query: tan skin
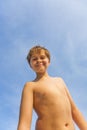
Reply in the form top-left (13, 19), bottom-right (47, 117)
top-left (17, 50), bottom-right (87, 130)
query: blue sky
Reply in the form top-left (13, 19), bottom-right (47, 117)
top-left (0, 0), bottom-right (87, 130)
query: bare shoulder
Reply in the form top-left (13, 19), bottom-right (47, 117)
top-left (22, 81), bottom-right (35, 94)
top-left (55, 77), bottom-right (67, 89)
top-left (55, 77), bottom-right (65, 84)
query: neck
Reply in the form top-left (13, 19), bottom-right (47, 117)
top-left (35, 72), bottom-right (49, 81)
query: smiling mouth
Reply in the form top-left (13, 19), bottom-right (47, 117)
top-left (36, 63), bottom-right (44, 67)
top-left (37, 64), bottom-right (43, 67)
top-left (37, 62), bottom-right (43, 65)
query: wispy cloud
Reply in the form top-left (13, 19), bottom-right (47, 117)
top-left (0, 0), bottom-right (87, 130)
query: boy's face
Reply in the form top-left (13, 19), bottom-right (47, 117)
top-left (30, 50), bottom-right (50, 74)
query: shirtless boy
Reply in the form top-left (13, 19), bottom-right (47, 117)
top-left (17, 45), bottom-right (87, 130)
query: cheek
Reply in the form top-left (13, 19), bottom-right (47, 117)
top-left (43, 60), bottom-right (50, 66)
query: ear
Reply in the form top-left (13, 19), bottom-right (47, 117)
top-left (29, 62), bottom-right (32, 68)
top-left (27, 60), bottom-right (32, 68)
top-left (48, 60), bottom-right (50, 65)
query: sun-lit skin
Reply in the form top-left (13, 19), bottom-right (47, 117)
top-left (17, 47), bottom-right (87, 130)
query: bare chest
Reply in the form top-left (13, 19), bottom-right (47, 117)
top-left (33, 81), bottom-right (70, 111)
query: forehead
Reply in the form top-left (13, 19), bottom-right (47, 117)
top-left (31, 50), bottom-right (46, 57)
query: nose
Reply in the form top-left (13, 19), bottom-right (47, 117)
top-left (37, 58), bottom-right (42, 63)
top-left (37, 59), bottom-right (41, 62)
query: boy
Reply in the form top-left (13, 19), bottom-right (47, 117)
top-left (17, 45), bottom-right (87, 130)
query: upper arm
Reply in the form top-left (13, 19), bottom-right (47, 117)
top-left (18, 82), bottom-right (33, 130)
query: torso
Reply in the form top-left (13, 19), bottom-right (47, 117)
top-left (32, 77), bottom-right (75, 130)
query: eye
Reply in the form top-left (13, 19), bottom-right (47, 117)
top-left (32, 57), bottom-right (37, 61)
top-left (40, 56), bottom-right (45, 59)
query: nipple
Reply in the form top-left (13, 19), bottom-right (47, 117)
top-left (65, 123), bottom-right (68, 127)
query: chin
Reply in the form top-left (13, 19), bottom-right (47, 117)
top-left (36, 69), bottom-right (46, 74)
